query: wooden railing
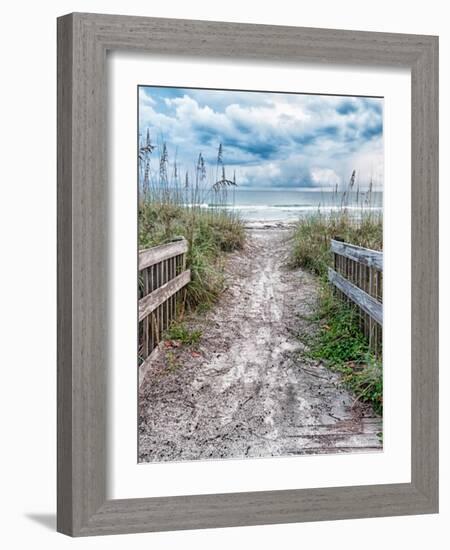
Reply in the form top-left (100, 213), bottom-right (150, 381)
top-left (328, 239), bottom-right (383, 354)
top-left (138, 238), bottom-right (190, 366)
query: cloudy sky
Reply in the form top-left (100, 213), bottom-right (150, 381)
top-left (138, 86), bottom-right (383, 190)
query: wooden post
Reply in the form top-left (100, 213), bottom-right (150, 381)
top-left (138, 239), bottom-right (191, 359)
top-left (143, 268), bottom-right (149, 358)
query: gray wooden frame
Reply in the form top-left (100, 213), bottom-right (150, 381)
top-left (57, 12), bottom-right (438, 537)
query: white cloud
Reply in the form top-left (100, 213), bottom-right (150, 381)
top-left (139, 88), bottom-right (384, 190)
top-left (311, 168), bottom-right (341, 187)
top-left (139, 88), bottom-right (156, 106)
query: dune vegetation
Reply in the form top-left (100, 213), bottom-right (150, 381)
top-left (290, 181), bottom-right (383, 415)
top-left (139, 136), bottom-right (245, 311)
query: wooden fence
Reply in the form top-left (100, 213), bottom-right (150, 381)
top-left (138, 238), bottom-right (190, 366)
top-left (328, 239), bottom-right (383, 354)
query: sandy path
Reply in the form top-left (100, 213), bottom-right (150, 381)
top-left (139, 229), bottom-right (382, 462)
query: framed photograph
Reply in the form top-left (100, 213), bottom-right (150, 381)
top-left (57, 13), bottom-right (438, 536)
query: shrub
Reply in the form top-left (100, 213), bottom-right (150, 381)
top-left (139, 201), bottom-right (245, 310)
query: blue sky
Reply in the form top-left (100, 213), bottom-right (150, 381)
top-left (138, 86), bottom-right (383, 190)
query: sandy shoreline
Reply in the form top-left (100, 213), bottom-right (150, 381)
top-left (243, 220), bottom-right (296, 230)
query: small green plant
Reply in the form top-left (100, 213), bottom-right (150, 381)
top-left (343, 358), bottom-right (383, 415)
top-left (165, 350), bottom-right (180, 372)
top-left (310, 287), bottom-right (368, 364)
top-left (165, 322), bottom-right (202, 346)
top-left (308, 285), bottom-right (383, 415)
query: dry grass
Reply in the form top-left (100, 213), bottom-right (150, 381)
top-left (290, 211), bottom-right (382, 278)
top-left (139, 201), bottom-right (245, 311)
top-left (139, 136), bottom-right (246, 310)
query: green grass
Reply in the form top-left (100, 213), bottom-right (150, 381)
top-left (291, 210), bottom-right (383, 415)
top-left (309, 285), bottom-right (383, 415)
top-left (139, 201), bottom-right (245, 310)
top-left (165, 322), bottom-right (202, 346)
top-left (290, 211), bottom-right (382, 278)
top-left (311, 285), bottom-right (369, 362)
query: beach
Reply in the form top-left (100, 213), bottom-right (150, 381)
top-left (195, 188), bottom-right (383, 228)
top-left (138, 228), bottom-right (382, 462)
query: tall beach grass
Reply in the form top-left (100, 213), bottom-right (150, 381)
top-left (290, 210), bottom-right (383, 277)
top-left (139, 131), bottom-right (245, 311)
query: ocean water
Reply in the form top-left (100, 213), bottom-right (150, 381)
top-left (206, 189), bottom-right (383, 224)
